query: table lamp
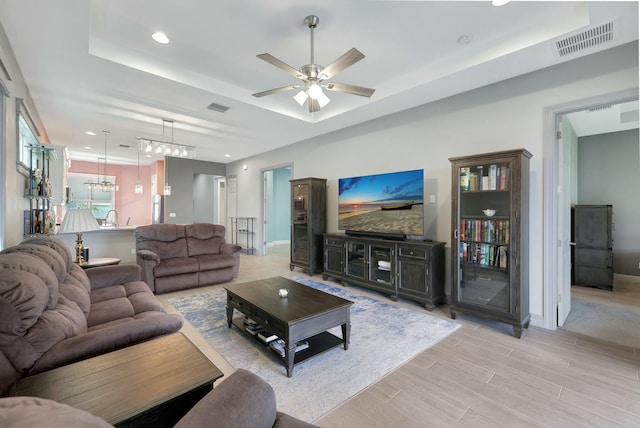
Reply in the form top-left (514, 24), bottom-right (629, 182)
top-left (57, 209), bottom-right (101, 264)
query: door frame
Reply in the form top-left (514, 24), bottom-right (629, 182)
top-left (542, 88), bottom-right (638, 330)
top-left (260, 162), bottom-right (293, 256)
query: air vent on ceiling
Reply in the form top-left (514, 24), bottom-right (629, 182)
top-left (555, 21), bottom-right (615, 57)
top-left (207, 102), bottom-right (230, 113)
top-left (588, 104), bottom-right (612, 112)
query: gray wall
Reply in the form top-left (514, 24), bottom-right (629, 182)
top-left (577, 129), bottom-right (640, 276)
top-left (224, 42), bottom-right (639, 327)
top-left (164, 157), bottom-right (226, 225)
top-left (193, 173), bottom-right (216, 223)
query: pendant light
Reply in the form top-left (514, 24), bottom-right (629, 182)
top-left (134, 150), bottom-right (143, 194)
top-left (163, 119), bottom-right (173, 195)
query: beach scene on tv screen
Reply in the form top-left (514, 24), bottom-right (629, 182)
top-left (338, 169), bottom-right (424, 236)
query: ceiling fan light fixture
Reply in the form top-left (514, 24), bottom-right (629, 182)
top-left (307, 83), bottom-right (323, 99)
top-left (294, 90), bottom-right (308, 106)
top-left (315, 90), bottom-right (331, 108)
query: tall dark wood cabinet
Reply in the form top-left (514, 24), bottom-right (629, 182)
top-left (290, 178), bottom-right (327, 274)
top-left (449, 149), bottom-right (532, 338)
top-left (573, 205), bottom-right (613, 290)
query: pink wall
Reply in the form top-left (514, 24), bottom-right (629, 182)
top-left (69, 160), bottom-right (163, 226)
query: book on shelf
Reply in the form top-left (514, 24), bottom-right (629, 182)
top-left (245, 324), bottom-right (263, 336)
top-left (377, 260), bottom-right (391, 271)
top-left (269, 339), bottom-right (310, 358)
top-left (257, 331), bottom-right (278, 344)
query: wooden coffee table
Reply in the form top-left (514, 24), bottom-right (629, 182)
top-left (16, 333), bottom-right (223, 427)
top-left (225, 276), bottom-right (353, 377)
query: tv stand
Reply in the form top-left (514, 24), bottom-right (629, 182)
top-left (323, 233), bottom-right (445, 311)
top-left (345, 230), bottom-right (406, 241)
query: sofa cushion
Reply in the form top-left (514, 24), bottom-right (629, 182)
top-left (135, 224), bottom-right (188, 259)
top-left (0, 244), bottom-right (68, 285)
top-left (0, 396), bottom-right (113, 428)
top-left (193, 254), bottom-right (235, 271)
top-left (20, 236), bottom-right (74, 271)
top-left (0, 253), bottom-right (58, 310)
top-left (0, 270), bottom-right (48, 344)
top-left (154, 257), bottom-right (199, 278)
top-left (185, 223), bottom-right (227, 255)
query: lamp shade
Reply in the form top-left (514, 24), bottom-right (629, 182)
top-left (58, 209), bottom-right (101, 233)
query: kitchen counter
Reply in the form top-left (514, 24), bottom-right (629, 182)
top-left (55, 226), bottom-right (138, 263)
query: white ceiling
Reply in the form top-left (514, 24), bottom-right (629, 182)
top-left (0, 1), bottom-right (637, 165)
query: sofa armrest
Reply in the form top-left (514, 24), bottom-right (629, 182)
top-left (85, 264), bottom-right (141, 290)
top-left (220, 243), bottom-right (242, 255)
top-left (136, 250), bottom-right (160, 292)
top-left (175, 369), bottom-right (316, 428)
top-left (137, 249), bottom-right (160, 262)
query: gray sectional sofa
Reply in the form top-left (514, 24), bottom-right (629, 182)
top-left (135, 223), bottom-right (241, 294)
top-left (0, 236), bottom-right (183, 397)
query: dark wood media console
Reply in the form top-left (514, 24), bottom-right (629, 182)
top-left (322, 233), bottom-right (446, 310)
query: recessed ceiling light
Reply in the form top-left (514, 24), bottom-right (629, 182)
top-left (224, 154), bottom-right (231, 158)
top-left (85, 131), bottom-right (96, 136)
top-left (492, 0), bottom-right (510, 6)
top-left (152, 32), bottom-right (170, 44)
top-left (83, 146), bottom-right (93, 150)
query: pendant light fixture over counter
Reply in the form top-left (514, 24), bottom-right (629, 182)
top-left (134, 150), bottom-right (143, 194)
top-left (137, 118), bottom-right (196, 159)
top-left (84, 131), bottom-right (115, 192)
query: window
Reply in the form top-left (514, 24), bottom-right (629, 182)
top-left (67, 173), bottom-right (115, 223)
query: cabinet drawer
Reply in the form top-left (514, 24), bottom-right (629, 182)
top-left (227, 294), bottom-right (253, 316)
top-left (575, 248), bottom-right (612, 268)
top-left (251, 308), bottom-right (285, 337)
top-left (398, 246), bottom-right (427, 259)
top-left (325, 237), bottom-right (343, 247)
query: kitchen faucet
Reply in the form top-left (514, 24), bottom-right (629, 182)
top-left (105, 209), bottom-right (119, 227)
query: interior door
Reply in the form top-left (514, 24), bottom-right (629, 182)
top-left (557, 118), bottom-right (572, 326)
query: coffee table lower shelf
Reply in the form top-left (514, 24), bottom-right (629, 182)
top-left (232, 318), bottom-right (344, 367)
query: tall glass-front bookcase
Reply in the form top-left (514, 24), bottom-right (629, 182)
top-left (449, 149), bottom-right (532, 338)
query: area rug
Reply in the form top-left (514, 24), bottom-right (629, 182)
top-left (169, 277), bottom-right (461, 422)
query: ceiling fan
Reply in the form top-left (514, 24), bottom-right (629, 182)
top-left (252, 15), bottom-right (375, 112)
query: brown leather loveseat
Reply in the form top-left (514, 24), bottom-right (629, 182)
top-left (135, 223), bottom-right (241, 294)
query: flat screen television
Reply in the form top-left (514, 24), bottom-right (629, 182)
top-left (338, 169), bottom-right (424, 237)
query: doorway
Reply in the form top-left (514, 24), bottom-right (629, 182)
top-left (544, 89), bottom-right (639, 334)
top-left (261, 165), bottom-right (292, 256)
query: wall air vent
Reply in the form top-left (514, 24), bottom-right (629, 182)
top-left (555, 21), bottom-right (615, 57)
top-left (588, 105), bottom-right (612, 112)
top-left (119, 144), bottom-right (132, 148)
top-left (207, 102), bottom-right (230, 113)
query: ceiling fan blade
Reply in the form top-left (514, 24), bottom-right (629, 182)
top-left (252, 85), bottom-right (299, 98)
top-left (320, 48), bottom-right (365, 80)
top-left (308, 98), bottom-right (321, 113)
top-left (325, 82), bottom-right (375, 98)
top-left (256, 53), bottom-right (303, 79)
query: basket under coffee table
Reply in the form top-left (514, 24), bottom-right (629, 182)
top-left (224, 276), bottom-right (353, 377)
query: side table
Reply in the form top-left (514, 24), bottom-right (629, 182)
top-left (80, 257), bottom-right (122, 269)
top-left (16, 333), bottom-right (223, 427)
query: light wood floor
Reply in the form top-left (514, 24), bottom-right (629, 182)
top-left (157, 246), bottom-right (640, 428)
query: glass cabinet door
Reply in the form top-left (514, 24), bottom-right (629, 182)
top-left (292, 183), bottom-right (309, 223)
top-left (368, 244), bottom-right (393, 286)
top-left (456, 162), bottom-right (511, 312)
top-left (345, 241), bottom-right (366, 280)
